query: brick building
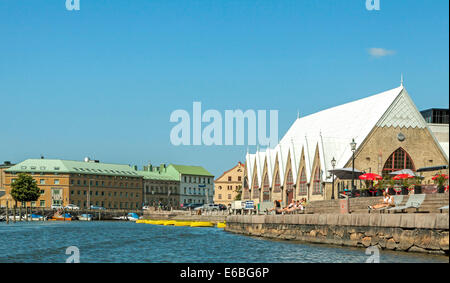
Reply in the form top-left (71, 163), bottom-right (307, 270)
top-left (0, 158), bottom-right (143, 209)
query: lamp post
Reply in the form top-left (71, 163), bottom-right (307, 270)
top-left (151, 190), bottom-right (155, 207)
top-left (331, 157), bottom-right (336, 200)
top-left (350, 138), bottom-right (357, 195)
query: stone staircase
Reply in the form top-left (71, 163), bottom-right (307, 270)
top-left (304, 193), bottom-right (449, 214)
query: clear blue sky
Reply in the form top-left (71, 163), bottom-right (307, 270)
top-left (0, 0), bottom-right (448, 177)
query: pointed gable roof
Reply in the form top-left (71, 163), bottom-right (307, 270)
top-left (248, 85), bottom-right (409, 185)
top-left (279, 86), bottom-right (404, 170)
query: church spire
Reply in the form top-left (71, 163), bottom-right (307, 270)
top-left (400, 73), bottom-right (404, 87)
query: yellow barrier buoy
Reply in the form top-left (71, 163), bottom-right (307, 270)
top-left (190, 221), bottom-right (214, 227)
top-left (217, 222), bottom-right (226, 228)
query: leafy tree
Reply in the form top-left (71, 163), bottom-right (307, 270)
top-left (10, 173), bottom-right (40, 207)
top-left (234, 185), bottom-right (242, 201)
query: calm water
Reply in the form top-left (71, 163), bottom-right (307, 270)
top-left (0, 221), bottom-right (447, 263)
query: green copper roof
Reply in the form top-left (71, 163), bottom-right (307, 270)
top-left (137, 170), bottom-right (179, 181)
top-left (169, 164), bottom-right (214, 177)
top-left (6, 159), bottom-right (141, 177)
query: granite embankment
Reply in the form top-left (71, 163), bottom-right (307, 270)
top-left (225, 213), bottom-right (449, 255)
top-left (143, 210), bottom-right (227, 223)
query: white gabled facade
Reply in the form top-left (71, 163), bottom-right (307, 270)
top-left (243, 84), bottom-right (449, 204)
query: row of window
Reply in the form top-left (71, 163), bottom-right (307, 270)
top-left (217, 185), bottom-right (240, 191)
top-left (183, 187), bottom-right (213, 195)
top-left (217, 194), bottom-right (233, 200)
top-left (183, 176), bottom-right (212, 184)
top-left (70, 179), bottom-right (140, 189)
top-left (70, 190), bottom-right (140, 198)
top-left (145, 186), bottom-right (177, 194)
top-left (246, 166), bottom-right (323, 199)
top-left (226, 176), bottom-right (242, 182)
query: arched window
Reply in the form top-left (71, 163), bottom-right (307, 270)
top-left (243, 177), bottom-right (250, 199)
top-left (298, 168), bottom-right (307, 196)
top-left (312, 167), bottom-right (322, 195)
top-left (382, 148), bottom-right (415, 176)
top-left (286, 170), bottom-right (294, 194)
top-left (252, 177), bottom-right (259, 198)
top-left (262, 174), bottom-right (270, 201)
top-left (273, 171), bottom-right (281, 193)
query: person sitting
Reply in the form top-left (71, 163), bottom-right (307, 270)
top-left (296, 200), bottom-right (305, 212)
top-left (368, 192), bottom-right (394, 210)
top-left (267, 200), bottom-right (283, 214)
top-left (282, 200), bottom-right (296, 214)
top-left (285, 200), bottom-right (299, 214)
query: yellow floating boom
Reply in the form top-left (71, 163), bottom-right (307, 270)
top-left (216, 222), bottom-right (226, 228)
top-left (190, 221), bottom-right (214, 227)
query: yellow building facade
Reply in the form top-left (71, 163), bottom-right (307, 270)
top-left (214, 162), bottom-right (244, 206)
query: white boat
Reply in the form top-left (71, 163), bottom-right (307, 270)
top-left (78, 214), bottom-right (93, 221)
top-left (29, 214), bottom-right (46, 221)
top-left (112, 213), bottom-right (141, 221)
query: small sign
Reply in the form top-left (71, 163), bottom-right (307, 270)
top-left (340, 199), bottom-right (350, 214)
top-left (245, 201), bottom-right (255, 210)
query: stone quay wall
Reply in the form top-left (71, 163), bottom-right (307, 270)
top-left (143, 210), bottom-right (227, 223)
top-left (225, 214), bottom-right (449, 255)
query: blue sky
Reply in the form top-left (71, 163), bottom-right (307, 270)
top-left (0, 0), bottom-right (448, 177)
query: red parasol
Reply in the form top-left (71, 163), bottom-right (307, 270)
top-left (359, 173), bottom-right (382, 181)
top-left (393, 174), bottom-right (414, 180)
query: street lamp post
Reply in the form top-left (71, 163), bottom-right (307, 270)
top-left (331, 157), bottom-right (336, 200)
top-left (350, 138), bottom-right (357, 196)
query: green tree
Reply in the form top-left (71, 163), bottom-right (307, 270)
top-left (234, 185), bottom-right (242, 201)
top-left (10, 173), bottom-right (40, 215)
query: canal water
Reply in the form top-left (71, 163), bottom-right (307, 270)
top-left (0, 221), bottom-right (447, 263)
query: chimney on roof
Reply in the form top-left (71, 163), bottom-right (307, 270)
top-left (94, 160), bottom-right (100, 163)
top-left (84, 157), bottom-right (90, 162)
top-left (133, 165), bottom-right (138, 171)
top-left (40, 155), bottom-right (44, 159)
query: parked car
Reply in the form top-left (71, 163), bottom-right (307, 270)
top-left (51, 204), bottom-right (63, 209)
top-left (181, 203), bottom-right (203, 210)
top-left (142, 205), bottom-right (150, 210)
top-left (90, 205), bottom-right (106, 210)
top-left (64, 204), bottom-right (80, 210)
top-left (194, 203), bottom-right (220, 211)
top-left (218, 204), bottom-right (227, 211)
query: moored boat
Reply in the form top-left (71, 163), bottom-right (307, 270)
top-left (78, 214), bottom-right (93, 221)
top-left (51, 213), bottom-right (72, 221)
top-left (113, 212), bottom-right (141, 221)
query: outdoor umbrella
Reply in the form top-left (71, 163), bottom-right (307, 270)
top-left (358, 173), bottom-right (382, 181)
top-left (359, 173), bottom-right (382, 197)
top-left (393, 174), bottom-right (414, 180)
